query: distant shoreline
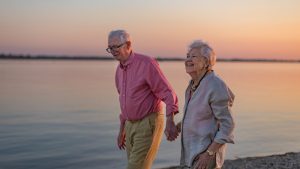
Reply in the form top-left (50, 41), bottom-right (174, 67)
top-left (1, 54), bottom-right (300, 63)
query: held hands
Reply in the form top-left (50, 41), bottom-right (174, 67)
top-left (164, 113), bottom-right (179, 141)
top-left (176, 121), bottom-right (182, 133)
top-left (117, 129), bottom-right (126, 150)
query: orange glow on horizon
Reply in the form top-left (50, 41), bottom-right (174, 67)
top-left (0, 0), bottom-right (299, 59)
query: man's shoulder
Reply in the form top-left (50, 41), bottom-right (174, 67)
top-left (134, 53), bottom-right (156, 63)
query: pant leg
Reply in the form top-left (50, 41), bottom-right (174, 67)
top-left (207, 157), bottom-right (217, 169)
top-left (142, 112), bottom-right (164, 169)
top-left (125, 121), bottom-right (132, 161)
top-left (125, 113), bottom-right (164, 169)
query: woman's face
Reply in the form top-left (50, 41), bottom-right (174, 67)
top-left (185, 48), bottom-right (208, 75)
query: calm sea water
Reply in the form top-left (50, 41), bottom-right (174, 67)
top-left (0, 60), bottom-right (300, 169)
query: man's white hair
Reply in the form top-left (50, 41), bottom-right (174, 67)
top-left (108, 29), bottom-right (131, 43)
top-left (188, 40), bottom-right (216, 69)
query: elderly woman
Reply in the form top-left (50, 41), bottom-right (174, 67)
top-left (179, 40), bottom-right (235, 169)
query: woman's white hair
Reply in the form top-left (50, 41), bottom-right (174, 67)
top-left (188, 40), bottom-right (216, 69)
top-left (108, 29), bottom-right (131, 43)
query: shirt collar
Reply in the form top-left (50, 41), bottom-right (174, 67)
top-left (120, 51), bottom-right (135, 70)
top-left (188, 70), bottom-right (214, 88)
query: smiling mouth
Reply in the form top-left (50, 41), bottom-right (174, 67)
top-left (185, 62), bottom-right (194, 67)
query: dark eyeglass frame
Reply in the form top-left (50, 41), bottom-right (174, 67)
top-left (106, 42), bottom-right (127, 53)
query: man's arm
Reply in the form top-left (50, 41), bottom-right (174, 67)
top-left (117, 119), bottom-right (126, 150)
top-left (145, 59), bottom-right (179, 141)
top-left (165, 112), bottom-right (179, 141)
top-left (115, 67), bottom-right (126, 149)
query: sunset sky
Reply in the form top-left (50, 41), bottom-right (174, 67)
top-left (0, 0), bottom-right (299, 59)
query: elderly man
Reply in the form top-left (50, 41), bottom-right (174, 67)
top-left (107, 29), bottom-right (179, 169)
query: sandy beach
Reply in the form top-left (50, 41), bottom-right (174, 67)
top-left (159, 152), bottom-right (300, 169)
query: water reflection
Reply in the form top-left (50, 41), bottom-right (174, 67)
top-left (0, 60), bottom-right (299, 168)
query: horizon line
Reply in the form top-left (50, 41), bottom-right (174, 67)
top-left (0, 53), bottom-right (300, 63)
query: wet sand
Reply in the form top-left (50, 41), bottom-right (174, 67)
top-left (159, 152), bottom-right (300, 169)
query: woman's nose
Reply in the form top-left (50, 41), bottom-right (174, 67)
top-left (185, 57), bottom-right (192, 62)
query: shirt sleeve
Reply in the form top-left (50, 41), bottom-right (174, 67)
top-left (210, 81), bottom-right (235, 144)
top-left (115, 68), bottom-right (120, 94)
top-left (145, 59), bottom-right (179, 116)
top-left (115, 67), bottom-right (125, 124)
top-left (119, 113), bottom-right (126, 125)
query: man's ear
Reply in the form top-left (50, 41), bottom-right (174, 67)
top-left (126, 41), bottom-right (131, 49)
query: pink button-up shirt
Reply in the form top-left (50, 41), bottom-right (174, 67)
top-left (115, 52), bottom-right (178, 124)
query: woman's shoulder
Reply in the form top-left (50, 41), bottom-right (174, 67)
top-left (207, 71), bottom-right (235, 102)
top-left (206, 71), bottom-right (228, 88)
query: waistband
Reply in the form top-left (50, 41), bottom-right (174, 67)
top-left (127, 112), bottom-right (162, 123)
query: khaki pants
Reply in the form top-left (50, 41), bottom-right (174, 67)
top-left (125, 112), bottom-right (164, 169)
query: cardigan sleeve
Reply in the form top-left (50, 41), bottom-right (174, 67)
top-left (210, 80), bottom-right (235, 144)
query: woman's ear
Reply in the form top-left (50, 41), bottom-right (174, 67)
top-left (204, 58), bottom-right (209, 69)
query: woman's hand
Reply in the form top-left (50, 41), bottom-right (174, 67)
top-left (193, 151), bottom-right (215, 169)
top-left (165, 113), bottom-right (179, 141)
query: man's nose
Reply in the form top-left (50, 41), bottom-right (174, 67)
top-left (111, 50), bottom-right (119, 55)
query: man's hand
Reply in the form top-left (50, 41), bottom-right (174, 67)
top-left (176, 121), bottom-right (182, 133)
top-left (164, 113), bottom-right (179, 141)
top-left (117, 128), bottom-right (126, 150)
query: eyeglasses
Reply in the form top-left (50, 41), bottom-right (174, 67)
top-left (106, 42), bottom-right (126, 53)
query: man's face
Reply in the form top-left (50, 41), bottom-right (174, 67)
top-left (107, 36), bottom-right (130, 62)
